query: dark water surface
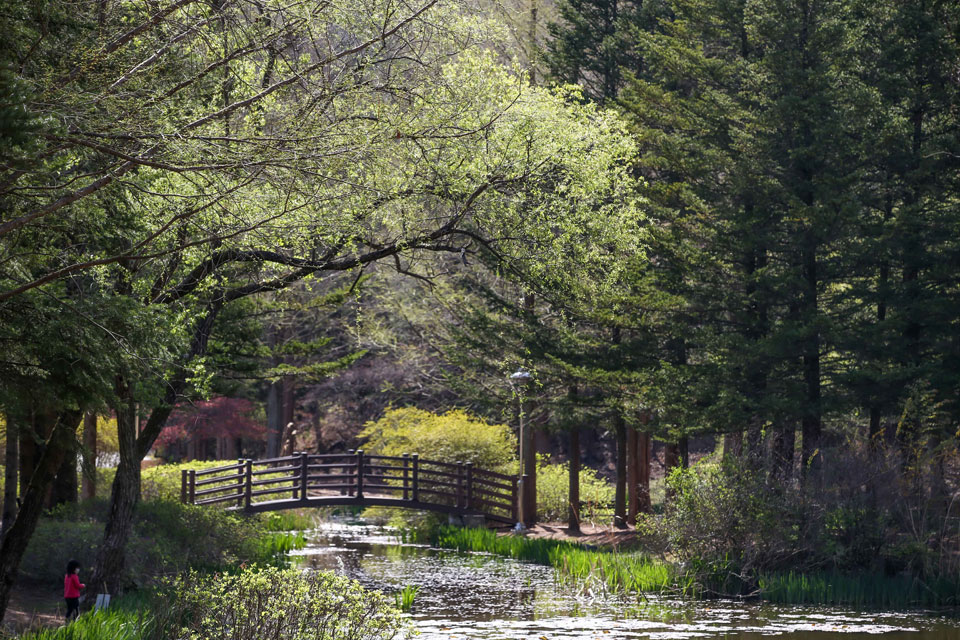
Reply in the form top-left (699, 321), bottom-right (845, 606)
top-left (292, 521), bottom-right (960, 640)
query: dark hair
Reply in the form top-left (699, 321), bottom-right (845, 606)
top-left (66, 560), bottom-right (80, 575)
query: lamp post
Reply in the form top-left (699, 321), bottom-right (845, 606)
top-left (509, 368), bottom-right (532, 528)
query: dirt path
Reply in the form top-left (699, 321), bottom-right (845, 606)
top-left (2, 584), bottom-right (63, 636)
top-left (510, 522), bottom-right (642, 550)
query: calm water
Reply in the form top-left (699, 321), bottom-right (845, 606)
top-left (292, 520), bottom-right (960, 640)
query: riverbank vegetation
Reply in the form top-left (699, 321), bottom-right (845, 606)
top-left (15, 567), bottom-right (406, 640)
top-left (2, 0), bottom-right (960, 629)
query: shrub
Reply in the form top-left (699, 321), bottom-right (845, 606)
top-left (359, 407), bottom-right (517, 472)
top-left (535, 456), bottom-right (614, 524)
top-left (20, 499), bottom-right (276, 589)
top-left (158, 566), bottom-right (407, 640)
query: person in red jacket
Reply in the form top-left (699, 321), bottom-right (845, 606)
top-left (63, 560), bottom-right (84, 621)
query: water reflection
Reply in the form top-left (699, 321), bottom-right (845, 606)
top-left (293, 521), bottom-right (960, 639)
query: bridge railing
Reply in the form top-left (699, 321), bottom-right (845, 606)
top-left (180, 451), bottom-right (518, 523)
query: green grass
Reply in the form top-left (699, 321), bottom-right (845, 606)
top-left (414, 525), bottom-right (960, 608)
top-left (758, 570), bottom-right (960, 608)
top-left (16, 605), bottom-right (154, 640)
top-left (413, 525), bottom-right (679, 595)
top-left (253, 531), bottom-right (307, 564)
top-left (394, 584), bottom-right (419, 612)
top-left (261, 511), bottom-right (316, 531)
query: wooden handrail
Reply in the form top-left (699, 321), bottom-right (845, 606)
top-left (181, 451), bottom-right (520, 524)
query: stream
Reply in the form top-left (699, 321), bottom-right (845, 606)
top-left (292, 520), bottom-right (960, 640)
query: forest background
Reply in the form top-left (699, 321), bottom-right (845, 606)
top-left (1, 0), bottom-right (959, 623)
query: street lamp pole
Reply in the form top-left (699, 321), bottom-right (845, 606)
top-left (509, 368), bottom-right (532, 529)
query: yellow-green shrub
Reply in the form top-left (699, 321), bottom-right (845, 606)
top-left (359, 407), bottom-right (516, 472)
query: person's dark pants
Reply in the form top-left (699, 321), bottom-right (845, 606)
top-left (65, 597), bottom-right (80, 621)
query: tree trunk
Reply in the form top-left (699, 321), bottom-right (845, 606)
top-left (81, 413), bottom-right (97, 500)
top-left (678, 436), bottom-right (689, 468)
top-left (0, 410), bottom-right (81, 625)
top-left (724, 431), bottom-right (743, 459)
top-left (638, 431), bottom-right (651, 513)
top-left (627, 428), bottom-right (638, 525)
top-left (664, 441), bottom-right (681, 503)
top-left (567, 427), bottom-right (579, 533)
top-left (266, 379), bottom-right (283, 459)
top-left (801, 240), bottom-right (822, 478)
top-left (1, 415), bottom-right (17, 539)
top-left (770, 424), bottom-right (796, 483)
top-left (50, 450), bottom-right (78, 507)
top-left (613, 414), bottom-right (627, 528)
top-left (90, 381), bottom-right (140, 595)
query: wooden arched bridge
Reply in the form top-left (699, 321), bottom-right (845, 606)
top-left (180, 451), bottom-right (518, 524)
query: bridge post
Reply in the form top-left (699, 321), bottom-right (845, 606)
top-left (300, 452), bottom-right (309, 503)
top-left (188, 469), bottom-right (196, 505)
top-left (180, 469), bottom-right (187, 504)
top-left (511, 476), bottom-right (518, 523)
top-left (456, 462), bottom-right (464, 509)
top-left (355, 450), bottom-right (364, 500)
top-left (465, 462), bottom-right (473, 511)
top-left (291, 451), bottom-right (300, 499)
top-left (411, 454), bottom-right (419, 502)
top-left (402, 454), bottom-right (410, 500)
top-left (347, 450), bottom-right (354, 497)
top-left (237, 459), bottom-right (244, 508)
top-left (244, 459), bottom-right (253, 511)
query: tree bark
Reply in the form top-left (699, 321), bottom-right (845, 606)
top-left (81, 412), bottom-right (97, 500)
top-left (664, 441), bottom-right (681, 503)
top-left (724, 431), bottom-right (743, 459)
top-left (90, 380), bottom-right (139, 595)
top-left (613, 414), bottom-right (627, 528)
top-left (637, 431), bottom-right (651, 513)
top-left (1, 415), bottom-right (17, 539)
top-left (801, 239), bottom-right (822, 478)
top-left (567, 427), bottom-right (580, 533)
top-left (50, 450), bottom-right (78, 506)
top-left (0, 410), bottom-right (81, 625)
top-left (627, 427), bottom-right (638, 525)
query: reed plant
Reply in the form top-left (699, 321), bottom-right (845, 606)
top-left (253, 531), bottom-right (307, 564)
top-left (394, 584), bottom-right (420, 611)
top-left (757, 570), bottom-right (960, 608)
top-left (14, 607), bottom-right (154, 640)
top-left (261, 511), bottom-right (316, 531)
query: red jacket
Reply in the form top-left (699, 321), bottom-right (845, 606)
top-left (64, 573), bottom-right (84, 598)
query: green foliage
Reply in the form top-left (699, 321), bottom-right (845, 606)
top-left (158, 566), bottom-right (407, 640)
top-left (534, 456), bottom-right (614, 524)
top-left (659, 461), bottom-right (798, 575)
top-left (758, 571), bottom-right (960, 608)
top-left (261, 511), bottom-right (318, 532)
top-left (14, 607), bottom-right (155, 640)
top-left (359, 407), bottom-right (517, 472)
top-left (20, 499), bottom-right (277, 589)
top-left (554, 547), bottom-right (677, 595)
top-left (394, 584), bottom-right (419, 612)
top-left (140, 460), bottom-right (235, 501)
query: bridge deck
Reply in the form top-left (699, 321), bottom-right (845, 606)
top-left (182, 451), bottom-right (518, 525)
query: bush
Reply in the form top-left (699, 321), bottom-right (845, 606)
top-left (535, 456), bottom-right (614, 524)
top-left (157, 566), bottom-right (407, 640)
top-left (657, 461), bottom-right (804, 582)
top-left (359, 407), bottom-right (517, 472)
top-left (20, 499), bottom-right (278, 590)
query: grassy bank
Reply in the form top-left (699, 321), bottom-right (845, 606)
top-left (416, 525), bottom-right (960, 608)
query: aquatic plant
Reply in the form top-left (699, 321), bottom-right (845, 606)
top-left (253, 531), bottom-right (307, 564)
top-left (394, 584), bottom-right (420, 611)
top-left (262, 510), bottom-right (316, 532)
top-left (757, 570), bottom-right (960, 608)
top-left (15, 607), bottom-right (154, 640)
